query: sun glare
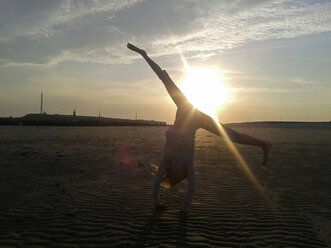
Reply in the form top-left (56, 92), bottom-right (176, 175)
top-left (180, 68), bottom-right (230, 119)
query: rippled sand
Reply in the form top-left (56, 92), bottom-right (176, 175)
top-left (0, 125), bottom-right (330, 247)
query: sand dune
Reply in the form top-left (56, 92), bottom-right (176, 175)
top-left (0, 126), bottom-right (330, 247)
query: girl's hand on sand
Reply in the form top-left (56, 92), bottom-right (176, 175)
top-left (180, 207), bottom-right (190, 215)
top-left (127, 43), bottom-right (146, 55)
top-left (154, 203), bottom-right (167, 211)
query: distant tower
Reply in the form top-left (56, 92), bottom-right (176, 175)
top-left (135, 112), bottom-right (137, 120)
top-left (73, 109), bottom-right (76, 116)
top-left (99, 112), bottom-right (101, 118)
top-left (40, 92), bottom-right (43, 114)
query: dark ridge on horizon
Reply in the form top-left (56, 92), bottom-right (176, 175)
top-left (1, 114), bottom-right (330, 129)
top-left (0, 113), bottom-right (166, 126)
top-left (226, 121), bottom-right (331, 129)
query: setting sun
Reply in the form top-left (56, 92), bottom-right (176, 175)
top-left (180, 68), bottom-right (230, 119)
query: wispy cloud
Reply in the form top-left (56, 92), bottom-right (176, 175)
top-left (0, 0), bottom-right (145, 67)
top-left (152, 0), bottom-right (331, 56)
top-left (0, 0), bottom-right (330, 67)
top-left (0, 0), bottom-right (145, 38)
top-left (231, 87), bottom-right (311, 93)
top-left (289, 77), bottom-right (317, 85)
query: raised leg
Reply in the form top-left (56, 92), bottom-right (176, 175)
top-left (198, 111), bottom-right (272, 166)
top-left (127, 43), bottom-right (164, 79)
top-left (237, 133), bottom-right (272, 166)
top-left (127, 43), bottom-right (189, 108)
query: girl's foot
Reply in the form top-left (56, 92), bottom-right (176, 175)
top-left (127, 43), bottom-right (146, 55)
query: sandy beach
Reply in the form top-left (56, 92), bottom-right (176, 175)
top-left (1, 125), bottom-right (330, 248)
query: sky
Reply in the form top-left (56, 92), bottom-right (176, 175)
top-left (0, 0), bottom-right (330, 124)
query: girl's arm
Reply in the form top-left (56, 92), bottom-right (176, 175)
top-left (127, 43), bottom-right (188, 108)
top-left (153, 159), bottom-right (167, 207)
top-left (181, 162), bottom-right (196, 213)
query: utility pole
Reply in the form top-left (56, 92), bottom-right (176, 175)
top-left (40, 92), bottom-right (43, 114)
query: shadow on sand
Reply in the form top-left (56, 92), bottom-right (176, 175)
top-left (131, 208), bottom-right (189, 247)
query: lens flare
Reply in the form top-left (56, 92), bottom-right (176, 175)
top-left (176, 48), bottom-right (277, 212)
top-left (211, 118), bottom-right (278, 213)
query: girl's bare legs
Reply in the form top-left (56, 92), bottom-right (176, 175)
top-left (236, 133), bottom-right (272, 166)
top-left (127, 43), bottom-right (189, 110)
top-left (199, 112), bottom-right (272, 166)
top-left (127, 43), bottom-right (164, 78)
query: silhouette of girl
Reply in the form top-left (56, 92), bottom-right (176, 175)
top-left (127, 43), bottom-right (272, 213)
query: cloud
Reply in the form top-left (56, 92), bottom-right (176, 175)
top-left (289, 77), bottom-right (317, 85)
top-left (231, 87), bottom-right (306, 93)
top-left (0, 0), bottom-right (330, 67)
top-left (225, 73), bottom-right (322, 94)
top-left (152, 0), bottom-right (331, 56)
top-left (0, 0), bottom-right (145, 66)
top-left (0, 0), bottom-right (145, 38)
top-left (0, 0), bottom-right (63, 38)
